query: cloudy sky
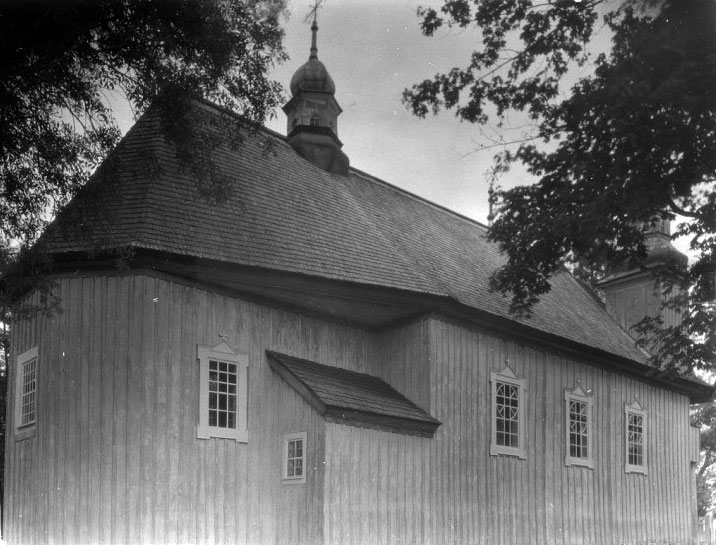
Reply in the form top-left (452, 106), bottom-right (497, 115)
top-left (265, 1), bottom-right (698, 259)
top-left (266, 0), bottom-right (548, 226)
top-left (113, 0), bottom-right (690, 255)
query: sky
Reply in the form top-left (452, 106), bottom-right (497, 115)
top-left (265, 0), bottom-right (538, 226)
top-left (265, 0), bottom-right (695, 258)
top-left (109, 0), bottom-right (690, 256)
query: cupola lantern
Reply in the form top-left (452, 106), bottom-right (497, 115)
top-left (283, 19), bottom-right (349, 175)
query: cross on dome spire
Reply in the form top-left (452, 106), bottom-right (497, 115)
top-left (283, 1), bottom-right (349, 175)
top-left (305, 0), bottom-right (323, 60)
top-left (305, 0), bottom-right (323, 24)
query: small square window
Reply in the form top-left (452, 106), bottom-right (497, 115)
top-left (565, 383), bottom-right (593, 468)
top-left (283, 431), bottom-right (307, 484)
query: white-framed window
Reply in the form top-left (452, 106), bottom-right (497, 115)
top-left (490, 366), bottom-right (526, 459)
top-left (15, 346), bottom-right (38, 430)
top-left (282, 431), bottom-right (307, 484)
top-left (564, 383), bottom-right (594, 468)
top-left (197, 341), bottom-right (248, 442)
top-left (625, 400), bottom-right (647, 474)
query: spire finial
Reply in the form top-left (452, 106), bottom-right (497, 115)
top-left (310, 19), bottom-right (318, 59)
top-left (305, 0), bottom-right (324, 59)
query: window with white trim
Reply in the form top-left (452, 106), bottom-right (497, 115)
top-left (282, 431), bottom-right (307, 483)
top-left (197, 342), bottom-right (248, 442)
top-left (565, 383), bottom-right (593, 468)
top-left (625, 400), bottom-right (647, 474)
top-left (490, 366), bottom-right (526, 459)
top-left (15, 347), bottom-right (38, 430)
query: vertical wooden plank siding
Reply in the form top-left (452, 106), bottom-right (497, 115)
top-left (4, 275), bottom-right (699, 545)
top-left (5, 273), bottom-right (378, 544)
top-left (322, 316), bottom-right (698, 545)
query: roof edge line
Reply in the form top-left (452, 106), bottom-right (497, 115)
top-left (346, 163), bottom-right (490, 232)
top-left (266, 351), bottom-right (328, 415)
top-left (187, 96), bottom-right (490, 232)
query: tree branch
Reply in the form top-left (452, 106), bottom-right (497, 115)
top-left (667, 195), bottom-right (700, 219)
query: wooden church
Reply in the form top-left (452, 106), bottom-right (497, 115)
top-left (5, 21), bottom-right (712, 545)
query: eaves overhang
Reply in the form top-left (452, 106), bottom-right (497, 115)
top-left (37, 247), bottom-right (716, 404)
top-left (266, 350), bottom-right (441, 438)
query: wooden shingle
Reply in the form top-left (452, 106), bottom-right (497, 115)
top-left (267, 351), bottom-right (441, 437)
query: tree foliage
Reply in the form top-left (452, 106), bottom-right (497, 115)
top-left (693, 402), bottom-right (716, 514)
top-left (1, 0), bottom-right (287, 244)
top-left (405, 0), bottom-right (716, 373)
top-left (0, 0), bottom-right (288, 510)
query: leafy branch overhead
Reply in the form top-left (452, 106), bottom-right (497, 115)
top-left (405, 0), bottom-right (716, 372)
top-left (0, 0), bottom-right (287, 244)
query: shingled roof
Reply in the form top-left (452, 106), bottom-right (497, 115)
top-left (267, 351), bottom-right (441, 437)
top-left (40, 100), bottom-right (691, 382)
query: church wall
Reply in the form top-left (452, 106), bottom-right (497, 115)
top-left (373, 318), bottom-right (431, 413)
top-left (5, 273), bottom-right (699, 545)
top-left (322, 316), bottom-right (698, 545)
top-left (4, 272), bottom-right (375, 545)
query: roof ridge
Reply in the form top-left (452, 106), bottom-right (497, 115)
top-left (191, 97), bottom-right (490, 233)
top-left (347, 165), bottom-right (490, 233)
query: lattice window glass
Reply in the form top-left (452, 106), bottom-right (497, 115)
top-left (197, 342), bottom-right (248, 442)
top-left (208, 359), bottom-right (237, 430)
top-left (490, 367), bottom-right (526, 459)
top-left (568, 400), bottom-right (589, 459)
top-left (15, 347), bottom-right (38, 432)
top-left (624, 402), bottom-right (647, 474)
top-left (627, 413), bottom-right (643, 466)
top-left (564, 384), bottom-right (593, 468)
top-left (20, 357), bottom-right (37, 427)
top-left (495, 381), bottom-right (520, 448)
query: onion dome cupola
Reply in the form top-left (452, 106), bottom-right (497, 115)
top-left (282, 19), bottom-right (349, 175)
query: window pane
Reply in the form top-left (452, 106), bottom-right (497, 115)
top-left (568, 399), bottom-right (589, 459)
top-left (627, 411), bottom-right (644, 466)
top-left (207, 358), bottom-right (239, 430)
top-left (20, 358), bottom-right (37, 426)
top-left (495, 381), bottom-right (519, 448)
top-left (285, 438), bottom-right (305, 479)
